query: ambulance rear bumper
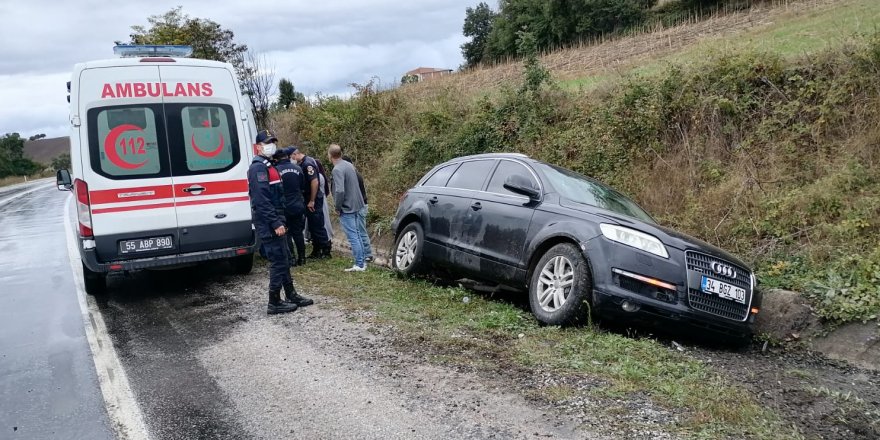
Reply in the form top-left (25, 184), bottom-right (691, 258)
top-left (80, 243), bottom-right (256, 273)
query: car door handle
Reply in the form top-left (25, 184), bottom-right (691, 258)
top-left (429, 196), bottom-right (438, 205)
top-left (470, 202), bottom-right (482, 211)
top-left (183, 185), bottom-right (206, 194)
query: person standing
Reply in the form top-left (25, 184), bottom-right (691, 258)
top-left (274, 147), bottom-right (308, 267)
top-left (292, 148), bottom-right (332, 258)
top-left (328, 144), bottom-right (366, 272)
top-left (342, 155), bottom-right (373, 262)
top-left (248, 130), bottom-right (300, 314)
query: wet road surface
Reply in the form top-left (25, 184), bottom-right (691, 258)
top-left (0, 183), bottom-right (112, 439)
top-left (3, 179), bottom-right (590, 440)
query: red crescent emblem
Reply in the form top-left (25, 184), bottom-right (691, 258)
top-left (191, 132), bottom-right (225, 158)
top-left (104, 124), bottom-right (148, 169)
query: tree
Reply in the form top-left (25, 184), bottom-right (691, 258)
top-left (28, 134), bottom-right (46, 141)
top-left (0, 133), bottom-right (40, 178)
top-left (238, 50), bottom-right (276, 130)
top-left (461, 2), bottom-right (497, 68)
top-left (478, 0), bottom-right (656, 62)
top-left (277, 78), bottom-right (305, 110)
top-left (51, 153), bottom-right (71, 171)
top-left (123, 7), bottom-right (249, 77)
top-left (400, 74), bottom-right (419, 85)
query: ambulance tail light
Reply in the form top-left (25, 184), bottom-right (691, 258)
top-left (74, 179), bottom-right (94, 237)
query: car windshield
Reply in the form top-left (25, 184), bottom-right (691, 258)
top-left (538, 163), bottom-right (655, 223)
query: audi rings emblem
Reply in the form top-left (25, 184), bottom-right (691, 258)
top-left (711, 262), bottom-right (737, 278)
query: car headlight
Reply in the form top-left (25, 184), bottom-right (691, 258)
top-left (599, 224), bottom-right (669, 258)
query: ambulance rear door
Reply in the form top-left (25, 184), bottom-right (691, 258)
top-left (158, 65), bottom-right (253, 254)
top-left (79, 65), bottom-right (180, 263)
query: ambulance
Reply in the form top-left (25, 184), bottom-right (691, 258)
top-left (57, 45), bottom-right (258, 294)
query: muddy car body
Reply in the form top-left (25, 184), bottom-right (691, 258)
top-left (391, 153), bottom-right (761, 341)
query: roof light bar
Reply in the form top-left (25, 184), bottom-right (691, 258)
top-left (113, 45), bottom-right (193, 58)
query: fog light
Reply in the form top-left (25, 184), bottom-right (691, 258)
top-left (621, 301), bottom-right (640, 313)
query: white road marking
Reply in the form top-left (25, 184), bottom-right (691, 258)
top-left (63, 195), bottom-right (151, 440)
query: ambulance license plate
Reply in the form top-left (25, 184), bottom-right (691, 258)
top-left (119, 236), bottom-right (173, 254)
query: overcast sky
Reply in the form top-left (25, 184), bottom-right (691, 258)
top-left (0, 0), bottom-right (479, 138)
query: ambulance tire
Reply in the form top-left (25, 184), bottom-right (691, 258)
top-left (231, 254), bottom-right (254, 275)
top-left (82, 263), bottom-right (106, 296)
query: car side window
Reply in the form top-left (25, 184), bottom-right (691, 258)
top-left (486, 161), bottom-right (536, 196)
top-left (422, 163), bottom-right (459, 187)
top-left (446, 160), bottom-right (495, 191)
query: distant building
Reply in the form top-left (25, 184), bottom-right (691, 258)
top-left (404, 67), bottom-right (454, 82)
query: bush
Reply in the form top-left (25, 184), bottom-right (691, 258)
top-left (275, 31), bottom-right (880, 325)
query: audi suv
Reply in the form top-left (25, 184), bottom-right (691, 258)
top-left (390, 153), bottom-right (761, 341)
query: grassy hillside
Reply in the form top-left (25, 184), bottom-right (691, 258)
top-left (274, 0), bottom-right (880, 325)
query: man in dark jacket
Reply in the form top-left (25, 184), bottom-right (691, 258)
top-left (248, 131), bottom-right (313, 314)
top-left (274, 147), bottom-right (308, 267)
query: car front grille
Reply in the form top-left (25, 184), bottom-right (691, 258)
top-left (685, 251), bottom-right (751, 321)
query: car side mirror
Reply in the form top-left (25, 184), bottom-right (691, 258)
top-left (503, 174), bottom-right (540, 200)
top-left (56, 169), bottom-right (72, 191)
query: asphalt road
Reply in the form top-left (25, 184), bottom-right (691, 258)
top-left (0, 179), bottom-right (592, 440)
top-left (0, 182), bottom-right (113, 440)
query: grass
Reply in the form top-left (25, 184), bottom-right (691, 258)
top-left (294, 258), bottom-right (799, 439)
top-left (559, 0), bottom-right (880, 91)
top-left (0, 173), bottom-right (52, 189)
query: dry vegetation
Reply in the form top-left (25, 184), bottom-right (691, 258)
top-left (273, 0), bottom-right (880, 324)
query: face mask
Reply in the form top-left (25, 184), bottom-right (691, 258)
top-left (260, 143), bottom-right (277, 157)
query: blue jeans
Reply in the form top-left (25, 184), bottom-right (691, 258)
top-left (357, 205), bottom-right (373, 258)
top-left (340, 212), bottom-right (365, 268)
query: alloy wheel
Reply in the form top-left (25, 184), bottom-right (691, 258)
top-left (536, 256), bottom-right (574, 312)
top-left (395, 231), bottom-right (418, 270)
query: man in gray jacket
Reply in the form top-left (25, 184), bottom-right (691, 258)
top-left (328, 144), bottom-right (366, 272)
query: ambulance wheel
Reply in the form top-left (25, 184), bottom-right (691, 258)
top-left (82, 263), bottom-right (106, 296)
top-left (231, 254), bottom-right (254, 275)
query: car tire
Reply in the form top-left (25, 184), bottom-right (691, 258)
top-left (529, 243), bottom-right (593, 326)
top-left (231, 254), bottom-right (254, 275)
top-left (393, 222), bottom-right (425, 277)
top-left (82, 263), bottom-right (106, 296)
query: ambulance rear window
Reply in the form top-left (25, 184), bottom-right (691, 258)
top-left (87, 105), bottom-right (168, 179)
top-left (164, 103), bottom-right (240, 176)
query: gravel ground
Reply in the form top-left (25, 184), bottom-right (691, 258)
top-left (97, 260), bottom-right (879, 439)
top-left (98, 264), bottom-right (606, 439)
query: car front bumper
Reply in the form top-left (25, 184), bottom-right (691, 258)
top-left (582, 236), bottom-right (759, 338)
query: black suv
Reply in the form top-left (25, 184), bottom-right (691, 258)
top-left (391, 153), bottom-right (761, 341)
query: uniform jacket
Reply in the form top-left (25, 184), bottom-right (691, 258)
top-left (299, 155), bottom-right (325, 200)
top-left (275, 158), bottom-right (306, 215)
top-left (248, 156), bottom-right (284, 239)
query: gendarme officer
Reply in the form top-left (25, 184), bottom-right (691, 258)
top-left (274, 146), bottom-right (308, 267)
top-left (248, 130), bottom-right (313, 314)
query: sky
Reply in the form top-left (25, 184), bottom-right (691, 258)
top-left (0, 0), bottom-right (480, 138)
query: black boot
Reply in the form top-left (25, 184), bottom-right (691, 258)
top-left (319, 243), bottom-right (332, 259)
top-left (294, 256), bottom-right (306, 267)
top-left (284, 282), bottom-right (314, 307)
top-left (267, 288), bottom-right (298, 315)
top-left (308, 246), bottom-right (322, 259)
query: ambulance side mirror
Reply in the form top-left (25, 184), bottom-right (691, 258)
top-left (56, 169), bottom-right (72, 191)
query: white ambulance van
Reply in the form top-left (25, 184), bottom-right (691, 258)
top-left (57, 45), bottom-right (258, 294)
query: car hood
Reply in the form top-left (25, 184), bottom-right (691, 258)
top-left (582, 208), bottom-right (751, 270)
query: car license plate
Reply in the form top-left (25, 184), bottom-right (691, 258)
top-left (701, 276), bottom-right (746, 304)
top-left (119, 236), bottom-right (173, 255)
